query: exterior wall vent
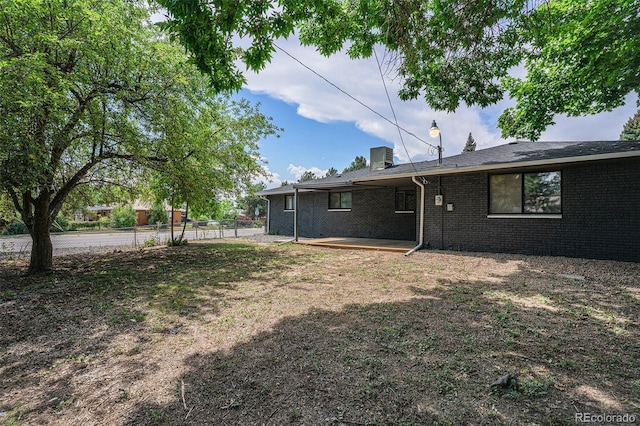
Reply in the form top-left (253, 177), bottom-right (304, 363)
top-left (370, 146), bottom-right (394, 170)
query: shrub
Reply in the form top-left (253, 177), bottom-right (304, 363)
top-left (148, 203), bottom-right (168, 225)
top-left (2, 216), bottom-right (75, 235)
top-left (50, 216), bottom-right (69, 233)
top-left (2, 220), bottom-right (28, 235)
top-left (68, 221), bottom-right (102, 231)
top-left (143, 236), bottom-right (160, 247)
top-left (110, 205), bottom-right (137, 228)
top-left (167, 237), bottom-right (188, 246)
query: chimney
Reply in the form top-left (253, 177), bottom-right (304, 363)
top-left (370, 146), bottom-right (393, 171)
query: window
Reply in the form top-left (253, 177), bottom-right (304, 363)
top-left (284, 194), bottom-right (295, 211)
top-left (395, 190), bottom-right (416, 212)
top-left (489, 171), bottom-right (561, 215)
top-left (329, 191), bottom-right (352, 210)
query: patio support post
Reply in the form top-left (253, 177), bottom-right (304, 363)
top-left (260, 196), bottom-right (270, 234)
top-left (405, 176), bottom-right (425, 256)
top-left (294, 187), bottom-right (299, 242)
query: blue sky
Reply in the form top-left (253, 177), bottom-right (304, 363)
top-left (235, 37), bottom-right (638, 188)
top-left (240, 90), bottom-right (391, 183)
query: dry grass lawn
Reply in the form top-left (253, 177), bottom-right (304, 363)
top-left (0, 240), bottom-right (639, 425)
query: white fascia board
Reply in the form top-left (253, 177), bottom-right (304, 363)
top-left (257, 187), bottom-right (325, 196)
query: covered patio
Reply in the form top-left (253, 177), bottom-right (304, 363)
top-left (297, 237), bottom-right (417, 253)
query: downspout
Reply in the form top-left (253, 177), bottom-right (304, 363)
top-left (439, 176), bottom-right (444, 249)
top-left (259, 195), bottom-right (270, 234)
top-left (294, 187), bottom-right (299, 242)
top-left (405, 176), bottom-right (425, 256)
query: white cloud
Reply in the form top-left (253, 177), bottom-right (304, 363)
top-left (540, 93), bottom-right (638, 141)
top-left (244, 36), bottom-right (636, 173)
top-left (287, 164), bottom-right (329, 180)
top-left (250, 161), bottom-right (283, 189)
top-left (244, 38), bottom-right (507, 164)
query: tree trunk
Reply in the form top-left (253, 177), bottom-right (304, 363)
top-left (28, 202), bottom-right (54, 274)
top-left (170, 191), bottom-right (175, 243)
top-left (179, 201), bottom-right (189, 243)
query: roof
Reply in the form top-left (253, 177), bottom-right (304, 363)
top-left (258, 140), bottom-right (640, 195)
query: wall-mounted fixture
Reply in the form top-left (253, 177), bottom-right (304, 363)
top-left (446, 203), bottom-right (454, 212)
top-left (435, 195), bottom-right (443, 206)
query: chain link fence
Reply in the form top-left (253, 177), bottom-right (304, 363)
top-left (0, 219), bottom-right (265, 260)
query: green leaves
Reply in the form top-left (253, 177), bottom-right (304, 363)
top-left (155, 0), bottom-right (639, 139)
top-left (148, 94), bottom-right (279, 224)
top-left (499, 0), bottom-right (640, 139)
top-left (156, 0), bottom-right (297, 93)
top-left (619, 110), bottom-right (640, 141)
top-left (343, 155), bottom-right (367, 173)
top-left (0, 0), bottom-right (279, 272)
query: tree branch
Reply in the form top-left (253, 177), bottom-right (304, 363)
top-left (99, 151), bottom-right (168, 163)
top-left (49, 157), bottom-right (101, 216)
top-left (6, 187), bottom-right (24, 218)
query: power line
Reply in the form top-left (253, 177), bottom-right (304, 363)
top-left (272, 43), bottom-right (440, 153)
top-left (372, 48), bottom-right (420, 175)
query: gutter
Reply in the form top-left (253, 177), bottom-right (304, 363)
top-left (259, 195), bottom-right (270, 235)
top-left (405, 176), bottom-right (425, 256)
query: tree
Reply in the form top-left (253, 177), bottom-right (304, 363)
top-left (0, 1), bottom-right (174, 272)
top-left (343, 156), bottom-right (368, 173)
top-left (148, 201), bottom-right (169, 225)
top-left (620, 110), bottom-right (640, 141)
top-left (110, 205), bottom-right (137, 229)
top-left (298, 171), bottom-right (318, 182)
top-left (0, 0), bottom-right (276, 273)
top-left (237, 183), bottom-right (267, 219)
top-left (498, 0), bottom-right (640, 140)
top-left (155, 0), bottom-right (640, 140)
top-left (325, 167), bottom-right (338, 177)
top-left (148, 95), bottom-right (277, 244)
top-left (0, 193), bottom-right (17, 232)
top-left (462, 133), bottom-right (476, 153)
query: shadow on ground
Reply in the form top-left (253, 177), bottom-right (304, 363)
top-left (1, 244), bottom-right (638, 425)
top-left (0, 242), bottom-right (301, 424)
top-left (122, 257), bottom-right (640, 425)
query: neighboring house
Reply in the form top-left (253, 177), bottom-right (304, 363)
top-left (258, 141), bottom-right (640, 262)
top-left (85, 201), bottom-right (182, 226)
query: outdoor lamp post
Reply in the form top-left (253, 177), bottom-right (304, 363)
top-left (429, 120), bottom-right (443, 165)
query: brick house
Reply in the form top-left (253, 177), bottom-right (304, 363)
top-left (86, 201), bottom-right (182, 226)
top-left (258, 141), bottom-right (640, 262)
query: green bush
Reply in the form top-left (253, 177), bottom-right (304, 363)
top-left (148, 203), bottom-right (168, 225)
top-left (67, 221), bottom-right (103, 231)
top-left (167, 237), bottom-right (188, 246)
top-left (110, 205), bottom-right (137, 228)
top-left (50, 216), bottom-right (69, 233)
top-left (2, 220), bottom-right (28, 235)
top-left (2, 216), bottom-right (79, 235)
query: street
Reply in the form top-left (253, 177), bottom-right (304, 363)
top-left (0, 226), bottom-right (265, 257)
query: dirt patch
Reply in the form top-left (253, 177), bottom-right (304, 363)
top-left (1, 241), bottom-right (639, 425)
